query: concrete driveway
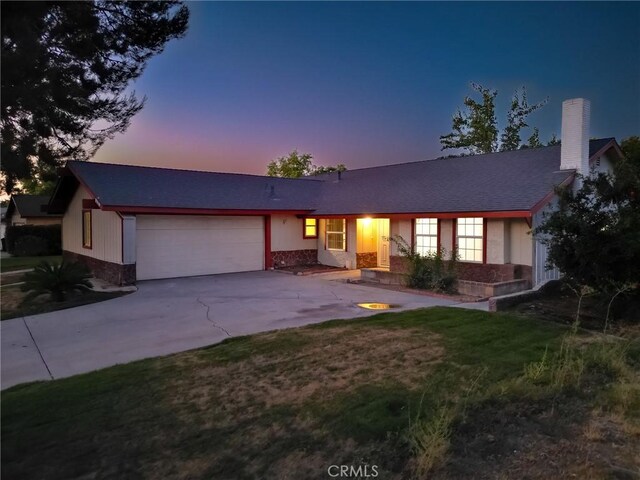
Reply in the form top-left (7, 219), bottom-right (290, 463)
top-left (1, 270), bottom-right (471, 390)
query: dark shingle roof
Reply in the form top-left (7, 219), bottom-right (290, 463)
top-left (67, 162), bottom-right (322, 211)
top-left (310, 138), bottom-right (616, 215)
top-left (58, 138), bottom-right (617, 215)
top-left (9, 195), bottom-right (61, 218)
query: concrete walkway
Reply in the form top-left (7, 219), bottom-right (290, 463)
top-left (1, 270), bottom-right (485, 390)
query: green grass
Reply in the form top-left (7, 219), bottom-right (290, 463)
top-left (0, 254), bottom-right (62, 272)
top-left (2, 307), bottom-right (634, 479)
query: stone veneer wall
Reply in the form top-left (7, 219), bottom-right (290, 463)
top-left (271, 249), bottom-right (318, 268)
top-left (356, 252), bottom-right (377, 269)
top-left (390, 255), bottom-right (532, 285)
top-left (63, 250), bottom-right (135, 286)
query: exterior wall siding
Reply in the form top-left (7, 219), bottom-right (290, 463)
top-left (270, 215), bottom-right (317, 252)
top-left (389, 219), bottom-right (411, 255)
top-left (317, 218), bottom-right (357, 268)
top-left (486, 219), bottom-right (508, 264)
top-left (510, 219), bottom-right (533, 267)
top-left (63, 186), bottom-right (123, 264)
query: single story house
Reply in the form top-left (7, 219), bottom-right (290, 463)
top-left (48, 98), bottom-right (623, 291)
top-left (5, 194), bottom-right (62, 226)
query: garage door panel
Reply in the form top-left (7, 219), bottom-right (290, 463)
top-left (136, 215), bottom-right (264, 280)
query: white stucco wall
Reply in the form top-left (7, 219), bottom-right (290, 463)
top-left (63, 186), bottom-right (123, 264)
top-left (270, 215), bottom-right (317, 252)
top-left (317, 218), bottom-right (357, 268)
top-left (486, 219), bottom-right (509, 264)
top-left (389, 219), bottom-right (412, 255)
top-left (510, 219), bottom-right (533, 266)
top-left (439, 219), bottom-right (453, 258)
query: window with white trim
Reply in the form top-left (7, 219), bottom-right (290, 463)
top-left (456, 217), bottom-right (483, 262)
top-left (326, 219), bottom-right (346, 251)
top-left (415, 218), bottom-right (438, 256)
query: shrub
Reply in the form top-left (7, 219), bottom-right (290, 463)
top-left (391, 235), bottom-right (459, 293)
top-left (21, 261), bottom-right (92, 302)
top-left (13, 235), bottom-right (49, 256)
top-left (408, 404), bottom-right (453, 478)
top-left (5, 224), bottom-right (61, 256)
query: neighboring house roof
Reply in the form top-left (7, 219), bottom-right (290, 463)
top-left (6, 194), bottom-right (62, 220)
top-left (49, 138), bottom-right (620, 217)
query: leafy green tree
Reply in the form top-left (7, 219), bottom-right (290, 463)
top-left (547, 133), bottom-right (561, 146)
top-left (267, 150), bottom-right (315, 178)
top-left (440, 83), bottom-right (498, 154)
top-left (534, 139), bottom-right (640, 295)
top-left (312, 164), bottom-right (347, 175)
top-left (441, 83), bottom-right (547, 154)
top-left (500, 88), bottom-right (547, 151)
top-left (1, 1), bottom-right (190, 194)
top-left (266, 150), bottom-right (346, 178)
top-left (527, 127), bottom-right (543, 148)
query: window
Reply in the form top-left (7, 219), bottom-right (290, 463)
top-left (415, 218), bottom-right (438, 256)
top-left (82, 210), bottom-right (92, 248)
top-left (326, 219), bottom-right (346, 251)
top-left (456, 217), bottom-right (483, 262)
top-left (303, 218), bottom-right (318, 238)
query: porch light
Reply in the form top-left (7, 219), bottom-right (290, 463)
top-left (362, 217), bottom-right (372, 226)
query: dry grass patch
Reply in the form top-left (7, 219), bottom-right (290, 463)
top-left (169, 326), bottom-right (444, 415)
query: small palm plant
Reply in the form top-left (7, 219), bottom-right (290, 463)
top-left (21, 261), bottom-right (92, 303)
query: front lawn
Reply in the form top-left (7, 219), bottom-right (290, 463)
top-left (2, 308), bottom-right (638, 479)
top-left (0, 254), bottom-right (62, 272)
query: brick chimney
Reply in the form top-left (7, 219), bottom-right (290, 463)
top-left (560, 98), bottom-right (591, 176)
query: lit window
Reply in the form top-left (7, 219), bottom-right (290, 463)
top-left (82, 210), bottom-right (92, 248)
top-left (303, 218), bottom-right (318, 238)
top-left (415, 218), bottom-right (438, 256)
top-left (456, 217), bottom-right (483, 262)
top-left (326, 219), bottom-right (346, 251)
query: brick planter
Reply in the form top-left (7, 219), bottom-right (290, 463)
top-left (271, 249), bottom-right (318, 268)
top-left (63, 251), bottom-right (135, 286)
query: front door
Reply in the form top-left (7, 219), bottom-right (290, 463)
top-left (377, 219), bottom-right (390, 268)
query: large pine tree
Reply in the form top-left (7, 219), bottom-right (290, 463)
top-left (1, 1), bottom-right (189, 194)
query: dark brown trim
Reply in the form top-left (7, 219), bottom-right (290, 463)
top-left (530, 174), bottom-right (575, 214)
top-left (82, 198), bottom-right (99, 209)
top-left (589, 139), bottom-right (624, 165)
top-left (82, 209), bottom-right (92, 249)
top-left (102, 205), bottom-right (312, 216)
top-left (452, 218), bottom-right (457, 256)
top-left (345, 218), bottom-right (349, 252)
top-left (410, 218), bottom-right (416, 252)
top-left (306, 210), bottom-right (532, 220)
top-left (482, 218), bottom-right (488, 264)
top-left (437, 219), bottom-right (441, 251)
top-left (302, 218), bottom-right (318, 239)
top-left (264, 215), bottom-right (272, 269)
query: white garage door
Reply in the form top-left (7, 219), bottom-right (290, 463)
top-left (136, 215), bottom-right (264, 281)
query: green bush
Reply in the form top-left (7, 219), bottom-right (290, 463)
top-left (13, 235), bottom-right (50, 256)
top-left (5, 224), bottom-right (61, 256)
top-left (21, 261), bottom-right (92, 302)
top-left (391, 235), bottom-right (459, 293)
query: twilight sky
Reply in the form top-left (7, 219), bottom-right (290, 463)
top-left (93, 1), bottom-right (640, 174)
